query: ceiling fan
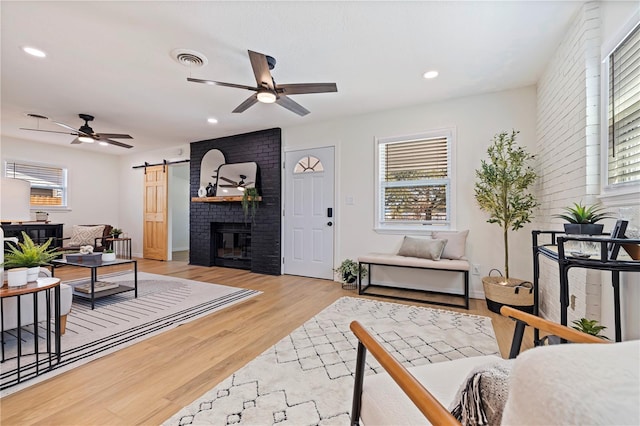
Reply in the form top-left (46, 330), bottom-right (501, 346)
top-left (188, 50), bottom-right (338, 116)
top-left (21, 113), bottom-right (134, 149)
top-left (218, 175), bottom-right (254, 191)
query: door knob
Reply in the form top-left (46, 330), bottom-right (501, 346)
top-left (327, 221), bottom-right (333, 226)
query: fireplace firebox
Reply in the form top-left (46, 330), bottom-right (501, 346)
top-left (212, 223), bottom-right (251, 270)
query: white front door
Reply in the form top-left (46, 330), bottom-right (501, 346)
top-left (284, 147), bottom-right (335, 280)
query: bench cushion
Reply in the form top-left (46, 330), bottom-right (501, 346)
top-left (358, 253), bottom-right (470, 271)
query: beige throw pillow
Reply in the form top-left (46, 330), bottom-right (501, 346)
top-left (397, 236), bottom-right (447, 260)
top-left (432, 230), bottom-right (469, 259)
top-left (68, 225), bottom-right (105, 247)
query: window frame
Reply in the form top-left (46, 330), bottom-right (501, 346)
top-left (599, 17), bottom-right (640, 207)
top-left (374, 127), bottom-right (456, 234)
top-left (4, 159), bottom-right (69, 210)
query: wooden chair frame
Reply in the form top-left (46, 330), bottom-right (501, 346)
top-left (350, 306), bottom-right (606, 426)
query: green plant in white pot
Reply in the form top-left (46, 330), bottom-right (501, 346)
top-left (474, 130), bottom-right (539, 313)
top-left (3, 232), bottom-right (59, 285)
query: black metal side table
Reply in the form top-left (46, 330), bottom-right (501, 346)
top-left (532, 230), bottom-right (640, 342)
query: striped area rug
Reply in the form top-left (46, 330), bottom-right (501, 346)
top-left (0, 272), bottom-right (260, 396)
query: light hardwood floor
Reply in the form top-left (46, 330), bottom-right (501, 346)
top-left (0, 258), bottom-right (533, 425)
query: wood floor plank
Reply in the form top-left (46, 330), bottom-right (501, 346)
top-left (0, 257), bottom-right (532, 425)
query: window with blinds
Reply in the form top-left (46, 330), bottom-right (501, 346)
top-left (607, 22), bottom-right (640, 185)
top-left (376, 130), bottom-right (453, 230)
top-left (4, 161), bottom-right (67, 207)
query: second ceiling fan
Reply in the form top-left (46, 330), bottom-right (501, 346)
top-left (188, 50), bottom-right (338, 116)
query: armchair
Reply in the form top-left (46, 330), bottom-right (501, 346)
top-left (59, 224), bottom-right (113, 253)
top-left (351, 307), bottom-right (638, 425)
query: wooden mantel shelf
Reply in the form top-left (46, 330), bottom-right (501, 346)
top-left (191, 196), bottom-right (263, 203)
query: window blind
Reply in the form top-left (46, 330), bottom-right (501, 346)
top-left (379, 136), bottom-right (450, 225)
top-left (5, 161), bottom-right (66, 206)
top-left (608, 23), bottom-right (640, 185)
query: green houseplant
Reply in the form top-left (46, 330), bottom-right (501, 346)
top-left (474, 130), bottom-right (539, 279)
top-left (3, 231), bottom-right (59, 269)
top-left (110, 228), bottom-right (123, 238)
top-left (242, 187), bottom-right (260, 223)
top-left (553, 202), bottom-right (613, 235)
top-left (334, 259), bottom-right (367, 285)
top-left (571, 318), bottom-right (610, 340)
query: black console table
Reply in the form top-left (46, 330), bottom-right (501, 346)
top-left (532, 230), bottom-right (640, 342)
top-left (2, 223), bottom-right (64, 248)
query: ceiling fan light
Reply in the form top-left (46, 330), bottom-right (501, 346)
top-left (22, 46), bottom-right (47, 58)
top-left (237, 186), bottom-right (245, 192)
top-left (78, 136), bottom-right (94, 143)
top-left (98, 141), bottom-right (109, 146)
top-left (257, 91), bottom-right (277, 104)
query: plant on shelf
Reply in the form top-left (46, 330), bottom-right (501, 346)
top-left (110, 228), bottom-right (123, 238)
top-left (474, 130), bottom-right (539, 280)
top-left (3, 231), bottom-right (59, 268)
top-left (553, 202), bottom-right (614, 235)
top-left (241, 187), bottom-right (260, 223)
top-left (334, 259), bottom-right (367, 284)
top-left (571, 318), bottom-right (610, 340)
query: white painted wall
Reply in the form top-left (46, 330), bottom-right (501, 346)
top-left (1, 136), bottom-right (120, 234)
top-left (169, 164), bottom-right (190, 252)
top-left (283, 86), bottom-right (538, 298)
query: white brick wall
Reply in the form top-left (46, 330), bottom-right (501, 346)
top-left (535, 2), bottom-right (601, 324)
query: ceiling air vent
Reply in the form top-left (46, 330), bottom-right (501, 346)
top-left (171, 49), bottom-right (208, 68)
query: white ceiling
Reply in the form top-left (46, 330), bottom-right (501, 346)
top-left (1, 1), bottom-right (584, 155)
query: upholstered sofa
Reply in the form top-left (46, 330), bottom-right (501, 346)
top-left (1, 273), bottom-right (73, 334)
top-left (351, 307), bottom-right (639, 425)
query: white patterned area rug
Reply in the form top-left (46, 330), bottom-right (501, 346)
top-left (1, 272), bottom-right (260, 396)
top-left (164, 296), bottom-right (499, 425)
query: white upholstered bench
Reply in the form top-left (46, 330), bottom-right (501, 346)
top-left (357, 253), bottom-right (470, 309)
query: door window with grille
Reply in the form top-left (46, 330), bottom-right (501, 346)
top-left (375, 129), bottom-right (455, 232)
top-left (4, 160), bottom-right (68, 208)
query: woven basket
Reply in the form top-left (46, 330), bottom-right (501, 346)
top-left (482, 269), bottom-right (534, 314)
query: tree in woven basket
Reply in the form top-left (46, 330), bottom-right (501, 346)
top-left (474, 130), bottom-right (538, 279)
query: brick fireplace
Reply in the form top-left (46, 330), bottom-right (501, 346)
top-left (190, 128), bottom-right (281, 275)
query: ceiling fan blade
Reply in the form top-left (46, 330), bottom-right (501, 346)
top-left (232, 94), bottom-right (259, 113)
top-left (51, 120), bottom-right (82, 134)
top-left (70, 138), bottom-right (82, 144)
top-left (95, 133), bottom-right (133, 139)
top-left (277, 83), bottom-right (338, 95)
top-left (20, 127), bottom-right (79, 136)
top-left (218, 184), bottom-right (237, 188)
top-left (102, 138), bottom-right (133, 149)
top-left (248, 50), bottom-right (274, 91)
top-left (276, 95), bottom-right (310, 116)
top-left (187, 78), bottom-right (257, 91)
top-left (218, 176), bottom-right (238, 185)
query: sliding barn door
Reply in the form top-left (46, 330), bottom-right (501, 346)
top-left (143, 165), bottom-right (168, 260)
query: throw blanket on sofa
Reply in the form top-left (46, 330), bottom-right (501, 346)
top-left (450, 360), bottom-right (513, 426)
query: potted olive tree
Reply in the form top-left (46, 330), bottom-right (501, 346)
top-left (474, 130), bottom-right (539, 313)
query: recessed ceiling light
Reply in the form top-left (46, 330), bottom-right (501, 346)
top-left (423, 70), bottom-right (439, 79)
top-left (207, 117), bottom-right (218, 124)
top-left (22, 46), bottom-right (47, 58)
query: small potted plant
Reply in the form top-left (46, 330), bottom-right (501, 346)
top-left (110, 228), bottom-right (123, 238)
top-left (102, 248), bottom-right (116, 262)
top-left (553, 202), bottom-right (614, 235)
top-left (334, 259), bottom-right (367, 289)
top-left (3, 232), bottom-right (59, 286)
top-left (571, 318), bottom-right (610, 340)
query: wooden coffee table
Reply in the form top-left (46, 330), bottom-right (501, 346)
top-left (51, 258), bottom-right (137, 309)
